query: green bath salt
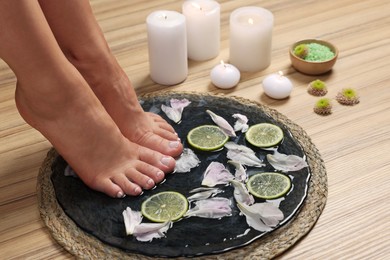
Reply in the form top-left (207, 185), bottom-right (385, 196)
top-left (305, 43), bottom-right (335, 62)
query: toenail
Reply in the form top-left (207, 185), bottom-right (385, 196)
top-left (169, 141), bottom-right (180, 148)
top-left (116, 191), bottom-right (125, 198)
top-left (134, 186), bottom-right (142, 194)
top-left (147, 179), bottom-right (154, 186)
top-left (161, 157), bottom-right (172, 166)
top-left (157, 171), bottom-right (164, 178)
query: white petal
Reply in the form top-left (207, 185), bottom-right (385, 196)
top-left (206, 110), bottom-right (236, 137)
top-left (161, 104), bottom-right (181, 123)
top-left (174, 148), bottom-right (200, 173)
top-left (201, 162), bottom-right (234, 187)
top-left (232, 114), bottom-right (249, 133)
top-left (185, 197), bottom-right (232, 218)
top-left (230, 180), bottom-right (254, 206)
top-left (133, 222), bottom-right (172, 242)
top-left (237, 203), bottom-right (272, 232)
top-left (237, 202), bottom-right (284, 232)
top-left (187, 188), bottom-right (223, 201)
top-left (228, 160), bottom-right (247, 182)
top-left (122, 207), bottom-right (143, 235)
top-left (225, 142), bottom-right (265, 167)
top-left (267, 150), bottom-right (308, 172)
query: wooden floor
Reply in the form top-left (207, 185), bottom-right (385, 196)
top-left (1, 0), bottom-right (389, 259)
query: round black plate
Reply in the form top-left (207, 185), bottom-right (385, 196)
top-left (51, 93), bottom-right (310, 257)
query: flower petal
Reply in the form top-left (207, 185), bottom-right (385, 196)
top-left (237, 202), bottom-right (283, 232)
top-left (201, 162), bottom-right (234, 187)
top-left (161, 98), bottom-right (191, 123)
top-left (187, 188), bottom-right (223, 201)
top-left (230, 179), bottom-right (254, 206)
top-left (232, 113), bottom-right (249, 133)
top-left (174, 148), bottom-right (200, 173)
top-left (225, 142), bottom-right (265, 167)
top-left (122, 207), bottom-right (143, 235)
top-left (206, 110), bottom-right (236, 137)
top-left (267, 150), bottom-right (308, 172)
top-left (228, 160), bottom-right (247, 182)
top-left (185, 197), bottom-right (232, 219)
top-left (133, 222), bottom-right (172, 242)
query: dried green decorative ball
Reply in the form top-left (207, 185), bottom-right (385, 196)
top-left (308, 79), bottom-right (328, 96)
top-left (336, 88), bottom-right (360, 105)
top-left (314, 98), bottom-right (332, 115)
top-left (294, 44), bottom-right (309, 59)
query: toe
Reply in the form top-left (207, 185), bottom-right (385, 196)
top-left (138, 131), bottom-right (183, 158)
top-left (111, 174), bottom-right (143, 196)
top-left (89, 177), bottom-right (125, 198)
top-left (138, 146), bottom-right (176, 173)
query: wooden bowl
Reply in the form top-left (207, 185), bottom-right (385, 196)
top-left (289, 39), bottom-right (338, 75)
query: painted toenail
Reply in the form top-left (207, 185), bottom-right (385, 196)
top-left (147, 179), bottom-right (154, 186)
top-left (169, 141), bottom-right (180, 148)
top-left (157, 171), bottom-right (164, 178)
top-left (116, 191), bottom-right (125, 198)
top-left (134, 186), bottom-right (142, 194)
top-left (161, 156), bottom-right (172, 166)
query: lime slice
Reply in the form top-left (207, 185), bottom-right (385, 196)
top-left (141, 191), bottom-right (188, 222)
top-left (247, 172), bottom-right (291, 200)
top-left (245, 123), bottom-right (284, 148)
top-left (187, 125), bottom-right (229, 151)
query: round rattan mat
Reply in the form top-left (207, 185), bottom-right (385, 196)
top-left (37, 91), bottom-right (327, 259)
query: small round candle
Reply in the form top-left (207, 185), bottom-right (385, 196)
top-left (210, 61), bottom-right (240, 89)
top-left (262, 71), bottom-right (293, 99)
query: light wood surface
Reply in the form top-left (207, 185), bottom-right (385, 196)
top-left (1, 0), bottom-right (389, 259)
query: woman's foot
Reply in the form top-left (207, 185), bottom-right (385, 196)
top-left (15, 66), bottom-right (175, 198)
top-left (69, 55), bottom-right (184, 158)
top-left (0, 0), bottom-right (176, 198)
top-left (36, 0), bottom-right (184, 158)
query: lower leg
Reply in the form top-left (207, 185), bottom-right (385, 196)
top-left (0, 0), bottom-right (175, 197)
top-left (38, 0), bottom-right (184, 157)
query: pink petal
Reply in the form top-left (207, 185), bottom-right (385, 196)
top-left (202, 162), bottom-right (234, 187)
top-left (161, 98), bottom-right (191, 123)
top-left (170, 98), bottom-right (191, 109)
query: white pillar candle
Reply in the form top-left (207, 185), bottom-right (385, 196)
top-left (147, 10), bottom-right (188, 85)
top-left (210, 61), bottom-right (240, 89)
top-left (182, 0), bottom-right (220, 61)
top-left (229, 7), bottom-right (274, 72)
top-left (262, 71), bottom-right (293, 99)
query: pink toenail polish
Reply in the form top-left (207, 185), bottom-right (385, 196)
top-left (116, 191), bottom-right (125, 198)
top-left (161, 157), bottom-right (172, 166)
top-left (169, 141), bottom-right (180, 148)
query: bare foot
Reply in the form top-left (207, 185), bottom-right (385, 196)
top-left (15, 66), bottom-right (175, 198)
top-left (0, 0), bottom-right (175, 198)
top-left (36, 0), bottom-right (183, 158)
top-left (70, 55), bottom-right (184, 158)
